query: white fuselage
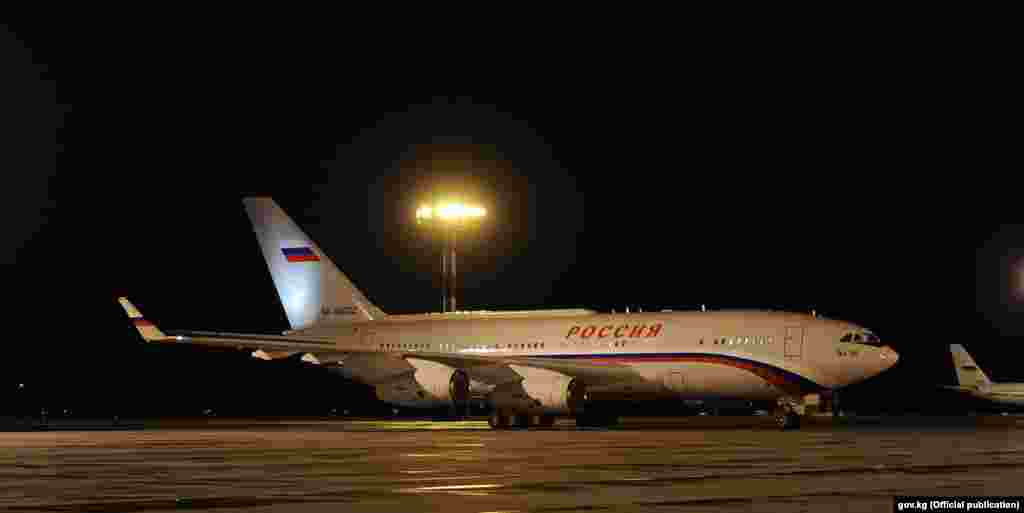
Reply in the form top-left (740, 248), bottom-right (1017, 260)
top-left (122, 199), bottom-right (902, 423)
top-left (300, 310), bottom-right (898, 405)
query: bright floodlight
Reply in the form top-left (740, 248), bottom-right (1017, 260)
top-left (416, 201), bottom-right (487, 313)
top-left (416, 203), bottom-right (486, 224)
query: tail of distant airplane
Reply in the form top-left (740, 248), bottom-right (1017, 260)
top-left (950, 344), bottom-right (992, 390)
top-left (242, 197), bottom-right (387, 330)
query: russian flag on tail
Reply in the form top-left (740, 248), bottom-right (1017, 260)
top-left (282, 247), bottom-right (320, 262)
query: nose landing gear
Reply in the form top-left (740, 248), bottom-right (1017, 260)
top-left (775, 396), bottom-right (804, 430)
top-left (776, 410), bottom-right (801, 430)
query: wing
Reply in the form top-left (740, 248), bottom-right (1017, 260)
top-left (119, 298), bottom-right (338, 351)
top-left (161, 330), bottom-right (339, 353)
top-left (119, 298), bottom-right (643, 387)
top-left (416, 354), bottom-right (645, 387)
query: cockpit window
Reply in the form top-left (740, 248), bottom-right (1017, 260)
top-left (843, 331), bottom-right (882, 345)
top-left (841, 330), bottom-right (882, 345)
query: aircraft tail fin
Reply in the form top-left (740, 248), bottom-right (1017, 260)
top-left (242, 197), bottom-right (387, 330)
top-left (950, 344), bottom-right (992, 390)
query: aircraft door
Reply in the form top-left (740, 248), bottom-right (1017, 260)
top-left (784, 326), bottom-right (803, 358)
top-left (361, 328), bottom-right (376, 350)
top-left (664, 370), bottom-right (685, 392)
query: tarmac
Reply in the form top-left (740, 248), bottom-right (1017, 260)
top-left (2, 415), bottom-right (1023, 512)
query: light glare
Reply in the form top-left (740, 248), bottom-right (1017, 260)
top-left (417, 203), bottom-right (486, 223)
top-left (1015, 258), bottom-right (1024, 300)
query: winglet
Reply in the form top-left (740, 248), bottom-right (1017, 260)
top-left (118, 297), bottom-right (168, 342)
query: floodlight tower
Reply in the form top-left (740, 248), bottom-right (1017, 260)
top-left (416, 202), bottom-right (486, 312)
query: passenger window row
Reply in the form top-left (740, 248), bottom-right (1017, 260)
top-left (377, 342), bottom-right (547, 352)
top-left (502, 343), bottom-right (545, 350)
top-left (380, 343), bottom-right (430, 351)
top-left (712, 336), bottom-right (773, 346)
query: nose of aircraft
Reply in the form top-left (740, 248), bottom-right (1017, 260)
top-left (879, 345), bottom-right (899, 368)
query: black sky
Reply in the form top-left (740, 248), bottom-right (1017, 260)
top-left (4, 22), bottom-right (1021, 415)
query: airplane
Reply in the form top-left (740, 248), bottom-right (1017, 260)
top-left (118, 197), bottom-right (900, 430)
top-left (942, 344), bottom-right (1024, 409)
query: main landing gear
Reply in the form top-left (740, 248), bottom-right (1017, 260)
top-left (488, 409), bottom-right (556, 429)
top-left (486, 409), bottom-right (619, 429)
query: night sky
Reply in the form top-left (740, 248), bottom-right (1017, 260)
top-left (4, 23), bottom-right (1021, 416)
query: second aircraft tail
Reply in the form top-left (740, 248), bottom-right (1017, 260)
top-left (950, 344), bottom-right (992, 390)
top-left (242, 197), bottom-right (387, 330)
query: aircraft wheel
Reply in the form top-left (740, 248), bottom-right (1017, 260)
top-left (488, 409), bottom-right (509, 429)
top-left (775, 396), bottom-right (803, 430)
top-left (512, 412), bottom-right (531, 429)
top-left (777, 412), bottom-right (801, 430)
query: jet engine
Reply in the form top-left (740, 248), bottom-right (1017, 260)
top-left (507, 365), bottom-right (587, 414)
top-left (250, 350), bottom-right (296, 360)
top-left (374, 358), bottom-right (470, 409)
